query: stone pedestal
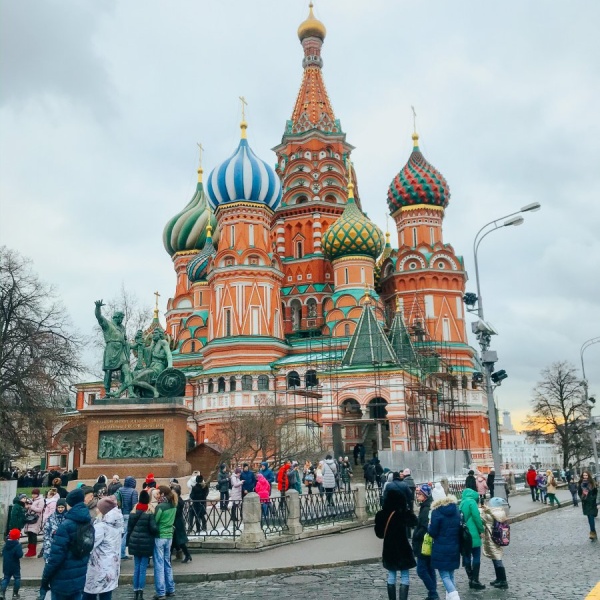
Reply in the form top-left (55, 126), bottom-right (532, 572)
top-left (77, 398), bottom-right (193, 480)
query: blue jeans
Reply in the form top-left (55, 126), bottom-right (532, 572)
top-left (153, 538), bottom-right (175, 597)
top-left (438, 569), bottom-right (456, 593)
top-left (51, 594), bottom-right (82, 600)
top-left (588, 514), bottom-right (596, 533)
top-left (416, 557), bottom-right (437, 597)
top-left (121, 514), bottom-right (129, 557)
top-left (386, 570), bottom-right (409, 585)
top-left (1, 574), bottom-right (21, 595)
top-left (133, 556), bottom-right (150, 590)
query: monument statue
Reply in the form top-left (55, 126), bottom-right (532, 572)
top-left (95, 300), bottom-right (133, 397)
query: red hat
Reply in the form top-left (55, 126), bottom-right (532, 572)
top-left (145, 473), bottom-right (155, 483)
top-left (9, 529), bottom-right (21, 541)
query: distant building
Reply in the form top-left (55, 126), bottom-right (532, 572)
top-left (500, 433), bottom-right (562, 472)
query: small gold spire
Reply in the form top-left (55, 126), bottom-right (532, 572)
top-left (197, 142), bottom-right (204, 183)
top-left (206, 223), bottom-right (213, 237)
top-left (239, 96), bottom-right (248, 139)
top-left (411, 105), bottom-right (419, 148)
top-left (345, 157), bottom-right (355, 198)
top-left (385, 231), bottom-right (391, 244)
top-left (153, 290), bottom-right (161, 320)
top-left (396, 296), bottom-right (402, 313)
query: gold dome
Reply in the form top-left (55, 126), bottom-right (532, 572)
top-left (298, 2), bottom-right (326, 42)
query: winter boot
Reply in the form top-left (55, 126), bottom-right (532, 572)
top-left (25, 544), bottom-right (36, 558)
top-left (398, 584), bottom-right (409, 600)
top-left (446, 592), bottom-right (460, 600)
top-left (387, 584), bottom-right (396, 600)
top-left (590, 531), bottom-right (597, 541)
top-left (469, 564), bottom-right (486, 590)
top-left (492, 567), bottom-right (508, 589)
top-left (134, 592), bottom-right (140, 600)
top-left (12, 593), bottom-right (20, 600)
top-left (0, 586), bottom-right (6, 600)
top-left (463, 563), bottom-right (473, 583)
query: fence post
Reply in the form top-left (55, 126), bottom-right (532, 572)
top-left (239, 493), bottom-right (264, 548)
top-left (285, 489), bottom-right (302, 536)
top-left (354, 483), bottom-right (367, 522)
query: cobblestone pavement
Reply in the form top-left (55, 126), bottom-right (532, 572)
top-left (16, 502), bottom-right (599, 600)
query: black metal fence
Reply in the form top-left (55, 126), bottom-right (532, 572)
top-left (182, 499), bottom-right (243, 538)
top-left (260, 496), bottom-right (288, 536)
top-left (299, 489), bottom-right (357, 528)
top-left (365, 486), bottom-right (382, 515)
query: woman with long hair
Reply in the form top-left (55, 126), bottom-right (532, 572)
top-left (578, 470), bottom-right (598, 541)
top-left (153, 486), bottom-right (177, 600)
top-left (127, 490), bottom-right (157, 600)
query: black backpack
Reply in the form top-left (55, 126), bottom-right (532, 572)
top-left (70, 521), bottom-right (95, 559)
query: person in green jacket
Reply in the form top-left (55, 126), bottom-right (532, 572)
top-left (459, 487), bottom-right (485, 590)
top-left (8, 496), bottom-right (27, 531)
top-left (153, 486), bottom-right (176, 600)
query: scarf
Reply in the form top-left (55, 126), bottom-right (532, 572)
top-left (135, 503), bottom-right (149, 512)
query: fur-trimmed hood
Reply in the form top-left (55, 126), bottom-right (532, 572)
top-left (431, 494), bottom-right (458, 510)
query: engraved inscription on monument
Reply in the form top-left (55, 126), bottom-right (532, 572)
top-left (98, 430), bottom-right (164, 459)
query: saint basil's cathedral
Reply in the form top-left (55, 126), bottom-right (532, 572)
top-left (74, 5), bottom-right (493, 470)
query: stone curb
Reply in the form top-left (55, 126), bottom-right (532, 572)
top-left (19, 502), bottom-right (568, 587)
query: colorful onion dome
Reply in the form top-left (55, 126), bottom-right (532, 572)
top-left (163, 167), bottom-right (218, 257)
top-left (322, 181), bottom-right (384, 261)
top-left (387, 133), bottom-right (450, 214)
top-left (298, 2), bottom-right (326, 42)
top-left (206, 122), bottom-right (282, 211)
top-left (187, 224), bottom-right (217, 283)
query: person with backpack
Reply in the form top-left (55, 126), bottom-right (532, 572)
top-left (116, 476), bottom-right (137, 561)
top-left (458, 488), bottom-right (485, 590)
top-left (41, 488), bottom-right (94, 600)
top-left (481, 496), bottom-right (510, 589)
top-left (127, 490), bottom-right (158, 600)
top-left (578, 469), bottom-right (598, 541)
top-left (1, 529), bottom-right (23, 600)
top-left (217, 464), bottom-right (231, 511)
top-left (428, 493), bottom-right (461, 600)
top-left (153, 486), bottom-right (177, 600)
top-left (545, 470), bottom-right (561, 507)
top-left (375, 488), bottom-right (418, 600)
top-left (83, 496), bottom-right (123, 600)
top-left (412, 485), bottom-right (439, 600)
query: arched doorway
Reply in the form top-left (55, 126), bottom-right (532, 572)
top-left (367, 397), bottom-right (390, 452)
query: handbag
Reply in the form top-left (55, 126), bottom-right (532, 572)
top-left (25, 512), bottom-right (39, 524)
top-left (421, 533), bottom-right (433, 557)
top-left (384, 510), bottom-right (396, 538)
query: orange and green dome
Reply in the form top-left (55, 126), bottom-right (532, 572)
top-left (322, 184), bottom-right (384, 261)
top-left (163, 167), bottom-right (219, 257)
top-left (387, 133), bottom-right (450, 214)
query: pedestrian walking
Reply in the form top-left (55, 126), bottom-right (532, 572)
top-left (401, 469), bottom-right (416, 504)
top-left (1, 529), bottom-right (23, 600)
top-left (24, 489), bottom-right (44, 558)
top-left (363, 461), bottom-right (376, 489)
top-left (353, 444), bottom-right (360, 466)
top-left (578, 470), bottom-right (598, 541)
top-left (536, 470), bottom-right (548, 504)
top-left (428, 493), bottom-right (462, 600)
top-left (255, 473), bottom-right (272, 519)
top-left (459, 488), bottom-right (485, 590)
top-left (340, 457), bottom-right (353, 492)
top-left (315, 461), bottom-right (325, 496)
top-left (481, 497), bottom-right (510, 589)
top-left (322, 455), bottom-right (338, 507)
top-left (230, 468), bottom-right (243, 524)
top-left (475, 474), bottom-right (488, 507)
top-left (289, 462), bottom-right (302, 495)
top-left (217, 464), bottom-right (231, 510)
top-left (188, 476), bottom-right (208, 535)
top-left (116, 476), bottom-right (138, 560)
top-left (83, 496), bottom-right (123, 600)
top-left (302, 461), bottom-right (316, 494)
top-left (546, 470), bottom-right (561, 507)
top-left (412, 484), bottom-right (439, 600)
top-left (526, 465), bottom-right (538, 501)
top-left (568, 479), bottom-right (579, 507)
top-left (486, 469), bottom-right (495, 499)
top-left (277, 460), bottom-right (291, 495)
top-left (359, 444), bottom-right (366, 465)
top-left (153, 486), bottom-right (176, 600)
top-left (375, 489), bottom-right (417, 600)
top-left (127, 490), bottom-right (157, 600)
top-left (170, 485), bottom-right (192, 564)
top-left (42, 500), bottom-right (67, 562)
top-left (464, 470), bottom-right (477, 492)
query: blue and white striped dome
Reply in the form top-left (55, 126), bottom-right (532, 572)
top-left (206, 138), bottom-right (282, 211)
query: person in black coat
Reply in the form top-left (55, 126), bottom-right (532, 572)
top-left (412, 484), bottom-right (439, 600)
top-left (486, 469), bottom-right (495, 498)
top-left (464, 470), bottom-right (477, 492)
top-left (1, 529), bottom-right (24, 599)
top-left (375, 489), bottom-right (418, 600)
top-left (189, 476), bottom-right (208, 534)
top-left (170, 485), bottom-right (192, 564)
top-left (8, 496), bottom-right (27, 531)
top-left (127, 490), bottom-right (158, 600)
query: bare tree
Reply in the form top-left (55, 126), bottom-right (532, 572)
top-left (0, 247), bottom-right (84, 459)
top-left (525, 361), bottom-right (591, 469)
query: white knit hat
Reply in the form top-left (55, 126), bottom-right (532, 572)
top-left (432, 482), bottom-right (447, 502)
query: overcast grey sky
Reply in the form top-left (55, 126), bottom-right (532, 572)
top-left (1, 1), bottom-right (599, 428)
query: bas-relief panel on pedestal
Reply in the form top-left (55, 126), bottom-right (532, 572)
top-left (98, 430), bottom-right (164, 459)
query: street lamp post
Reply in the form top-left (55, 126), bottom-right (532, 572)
top-left (581, 337), bottom-right (600, 477)
top-left (469, 203), bottom-right (541, 500)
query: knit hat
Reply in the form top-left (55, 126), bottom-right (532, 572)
top-left (139, 490), bottom-right (150, 504)
top-left (97, 496), bottom-right (117, 515)
top-left (8, 529), bottom-right (21, 541)
top-left (403, 468), bottom-right (411, 476)
top-left (419, 484), bottom-right (432, 497)
top-left (431, 482), bottom-right (446, 502)
top-left (32, 488), bottom-right (40, 495)
top-left (66, 488), bottom-right (85, 507)
top-left (17, 493), bottom-right (28, 501)
top-left (81, 486), bottom-right (94, 497)
top-left (145, 473), bottom-right (155, 484)
top-left (489, 496), bottom-right (509, 508)
top-left (468, 470), bottom-right (475, 475)
top-left (234, 467), bottom-right (242, 474)
top-left (56, 499), bottom-right (67, 509)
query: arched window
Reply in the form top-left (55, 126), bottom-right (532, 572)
top-left (258, 375), bottom-right (269, 391)
top-left (230, 376), bottom-right (237, 392)
top-left (207, 378), bottom-right (214, 394)
top-left (305, 369), bottom-right (318, 388)
top-left (296, 240), bottom-right (304, 258)
top-left (186, 431), bottom-right (196, 452)
top-left (341, 398), bottom-right (361, 416)
top-left (287, 371), bottom-right (301, 389)
top-left (369, 397), bottom-right (388, 419)
top-left (217, 377), bottom-right (226, 393)
top-left (242, 375), bottom-right (253, 391)
top-left (307, 298), bottom-right (317, 318)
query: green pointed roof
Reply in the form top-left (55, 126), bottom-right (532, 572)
top-left (388, 309), bottom-right (418, 366)
top-left (341, 302), bottom-right (398, 367)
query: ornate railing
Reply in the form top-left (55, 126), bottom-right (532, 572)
top-left (366, 486), bottom-right (382, 515)
top-left (182, 499), bottom-right (242, 538)
top-left (299, 489), bottom-right (357, 528)
top-left (260, 496), bottom-right (288, 537)
top-left (445, 480), bottom-right (465, 500)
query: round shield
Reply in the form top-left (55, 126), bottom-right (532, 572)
top-left (156, 368), bottom-right (186, 398)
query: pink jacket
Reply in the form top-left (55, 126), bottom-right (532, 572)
top-left (255, 474), bottom-right (271, 502)
top-left (476, 476), bottom-right (489, 495)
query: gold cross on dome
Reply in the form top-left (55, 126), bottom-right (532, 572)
top-left (154, 291), bottom-right (160, 311)
top-left (345, 157), bottom-right (354, 185)
top-left (411, 105), bottom-right (417, 134)
top-left (196, 142), bottom-right (204, 168)
top-left (239, 96), bottom-right (248, 121)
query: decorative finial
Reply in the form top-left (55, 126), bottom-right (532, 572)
top-left (239, 96), bottom-right (248, 139)
top-left (385, 231), bottom-right (391, 244)
top-left (396, 296), bottom-right (402, 313)
top-left (345, 156), bottom-right (355, 198)
top-left (206, 223), bottom-right (213, 238)
top-left (411, 105), bottom-right (419, 148)
top-left (153, 290), bottom-right (161, 320)
top-left (196, 142), bottom-right (204, 182)
top-left (363, 285), bottom-right (372, 304)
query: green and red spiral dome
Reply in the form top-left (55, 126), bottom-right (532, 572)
top-left (387, 134), bottom-right (450, 214)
